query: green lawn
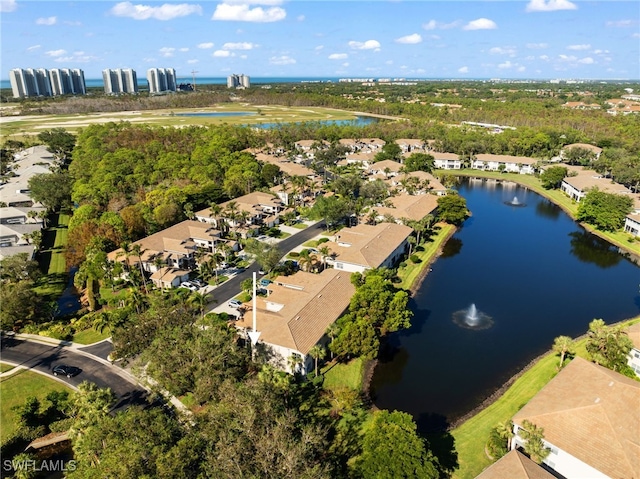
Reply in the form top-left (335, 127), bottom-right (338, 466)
top-left (0, 363), bottom-right (15, 373)
top-left (396, 223), bottom-right (455, 291)
top-left (0, 370), bottom-right (72, 442)
top-left (322, 357), bottom-right (366, 392)
top-left (450, 316), bottom-right (640, 479)
top-left (292, 223), bottom-right (308, 230)
top-left (72, 328), bottom-right (111, 345)
top-left (33, 212), bottom-right (70, 298)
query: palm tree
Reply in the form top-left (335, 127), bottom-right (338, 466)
top-left (317, 245), bottom-right (331, 271)
top-left (130, 243), bottom-right (148, 294)
top-left (552, 335), bottom-right (576, 369)
top-left (208, 202), bottom-right (223, 228)
top-left (495, 420), bottom-right (514, 450)
top-left (287, 353), bottom-right (303, 375)
top-left (407, 235), bottom-right (417, 257)
top-left (520, 420), bottom-right (550, 464)
top-left (124, 286), bottom-right (145, 314)
top-left (188, 291), bottom-right (211, 320)
top-left (325, 322), bottom-right (340, 359)
top-left (308, 344), bottom-right (326, 376)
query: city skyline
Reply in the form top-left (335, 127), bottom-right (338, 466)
top-left (1, 0), bottom-right (639, 81)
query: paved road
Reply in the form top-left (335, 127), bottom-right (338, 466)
top-left (208, 220), bottom-right (326, 304)
top-left (0, 337), bottom-right (148, 412)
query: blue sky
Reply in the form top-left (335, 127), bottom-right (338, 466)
top-left (1, 0), bottom-right (639, 80)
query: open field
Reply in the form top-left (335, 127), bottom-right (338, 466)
top-left (0, 104), bottom-right (366, 137)
top-left (0, 369), bottom-right (71, 443)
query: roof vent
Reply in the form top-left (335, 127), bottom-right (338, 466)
top-left (608, 381), bottom-right (614, 387)
top-left (594, 397), bottom-right (601, 404)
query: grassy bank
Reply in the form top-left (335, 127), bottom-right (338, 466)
top-left (451, 316), bottom-right (640, 479)
top-left (322, 357), bottom-right (366, 392)
top-left (33, 212), bottom-right (70, 299)
top-left (0, 370), bottom-right (72, 443)
top-left (445, 169), bottom-right (640, 257)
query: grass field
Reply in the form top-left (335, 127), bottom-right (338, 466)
top-left (33, 212), bottom-right (70, 299)
top-left (0, 104), bottom-right (364, 136)
top-left (0, 370), bottom-right (72, 443)
top-left (0, 363), bottom-right (15, 373)
top-left (322, 357), bottom-right (366, 392)
top-left (72, 328), bottom-right (110, 345)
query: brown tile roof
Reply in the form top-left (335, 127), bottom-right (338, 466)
top-left (562, 143), bottom-right (603, 154)
top-left (327, 222), bottom-right (412, 268)
top-left (236, 269), bottom-right (354, 355)
top-left (396, 171), bottom-right (447, 192)
top-left (563, 170), bottom-right (632, 196)
top-left (255, 152), bottom-right (315, 177)
top-left (475, 450), bottom-right (555, 479)
top-left (432, 152), bottom-right (460, 161)
top-left (374, 193), bottom-right (439, 222)
top-left (150, 267), bottom-right (190, 281)
top-left (512, 357), bottom-right (640, 479)
top-left (368, 159), bottom-right (403, 173)
top-left (195, 191), bottom-right (283, 218)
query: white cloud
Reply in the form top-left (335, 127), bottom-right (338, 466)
top-left (27, 45), bottom-right (42, 51)
top-left (463, 18), bottom-right (497, 31)
top-left (342, 62), bottom-right (349, 67)
top-left (315, 45), bottom-right (324, 51)
top-left (458, 66), bottom-right (469, 73)
top-left (489, 46), bottom-right (517, 56)
top-left (187, 59), bottom-right (199, 64)
top-left (348, 39), bottom-right (381, 50)
top-left (526, 43), bottom-right (548, 49)
top-left (517, 66), bottom-right (526, 72)
top-left (558, 54), bottom-right (577, 62)
top-left (54, 51), bottom-right (98, 63)
top-left (567, 44), bottom-right (590, 50)
top-left (159, 47), bottom-right (175, 57)
top-left (36, 16), bottom-right (57, 25)
top-left (632, 33), bottom-right (640, 38)
top-left (64, 20), bottom-right (82, 26)
top-left (110, 2), bottom-right (203, 20)
top-left (212, 3), bottom-right (286, 22)
top-left (0, 0), bottom-right (17, 12)
top-left (605, 20), bottom-right (636, 27)
top-left (197, 42), bottom-right (214, 49)
top-left (240, 54), bottom-right (247, 59)
top-left (525, 0), bottom-right (577, 12)
top-left (593, 49), bottom-right (610, 55)
top-left (395, 34), bottom-right (422, 44)
top-left (179, 47), bottom-right (189, 52)
top-left (385, 60), bottom-right (393, 65)
top-left (423, 19), bottom-right (460, 30)
top-left (578, 57), bottom-right (594, 64)
top-left (270, 55), bottom-right (296, 65)
top-left (297, 14), bottom-right (304, 21)
top-left (328, 53), bottom-right (348, 60)
top-left (213, 50), bottom-right (232, 57)
top-left (498, 60), bottom-right (514, 69)
top-left (222, 42), bottom-right (256, 50)
top-left (45, 49), bottom-right (67, 57)
top-left (539, 55), bottom-right (550, 61)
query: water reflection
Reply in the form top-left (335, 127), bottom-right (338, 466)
top-left (535, 200), bottom-right (561, 220)
top-left (569, 231), bottom-right (622, 268)
top-left (441, 238), bottom-right (463, 258)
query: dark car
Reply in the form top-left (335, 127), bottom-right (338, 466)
top-left (52, 365), bottom-right (81, 378)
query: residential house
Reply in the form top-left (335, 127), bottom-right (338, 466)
top-left (433, 152), bottom-right (463, 170)
top-left (560, 143), bottom-right (603, 161)
top-left (325, 222), bottom-right (412, 273)
top-left (235, 269), bottom-right (355, 374)
top-left (624, 213), bottom-right (640, 237)
top-left (195, 191), bottom-right (284, 233)
top-left (0, 206), bottom-right (45, 225)
top-left (561, 101), bottom-right (601, 110)
top-left (626, 322), bottom-right (640, 377)
top-left (0, 222), bottom-right (42, 259)
top-left (395, 138), bottom-right (427, 154)
top-left (373, 192), bottom-right (439, 223)
top-left (560, 168), bottom-right (632, 202)
top-left (150, 267), bottom-right (191, 289)
top-left (471, 154), bottom-right (537, 174)
top-left (605, 98), bottom-right (640, 116)
top-left (336, 152), bottom-right (375, 168)
top-left (475, 449), bottom-right (556, 479)
top-left (389, 171), bottom-right (447, 196)
top-left (0, 145), bottom-right (57, 207)
top-left (108, 220), bottom-right (230, 276)
top-left (511, 357), bottom-right (640, 479)
top-left (367, 159), bottom-right (403, 177)
top-left (253, 152), bottom-right (315, 179)
top-left (357, 138), bottom-right (386, 153)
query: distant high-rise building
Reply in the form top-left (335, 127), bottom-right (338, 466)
top-left (102, 68), bottom-right (138, 94)
top-left (9, 67), bottom-right (85, 98)
top-left (147, 68), bottom-right (177, 93)
top-left (227, 73), bottom-right (250, 89)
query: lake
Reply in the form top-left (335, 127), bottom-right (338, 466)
top-left (370, 178), bottom-right (640, 432)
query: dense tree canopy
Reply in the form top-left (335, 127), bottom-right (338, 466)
top-left (539, 166), bottom-right (568, 189)
top-left (436, 193), bottom-right (468, 225)
top-left (576, 188), bottom-right (633, 231)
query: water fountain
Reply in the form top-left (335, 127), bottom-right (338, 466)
top-left (505, 195), bottom-right (526, 207)
top-left (452, 303), bottom-right (494, 330)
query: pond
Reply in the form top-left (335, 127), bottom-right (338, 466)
top-left (370, 178), bottom-right (640, 432)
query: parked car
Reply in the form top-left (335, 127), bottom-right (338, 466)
top-left (190, 279), bottom-right (205, 288)
top-left (52, 365), bottom-right (81, 378)
top-left (179, 282), bottom-right (197, 291)
top-left (259, 278), bottom-right (272, 288)
top-left (228, 299), bottom-right (243, 309)
top-left (257, 235), bottom-right (268, 241)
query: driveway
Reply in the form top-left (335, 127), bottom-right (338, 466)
top-left (0, 336), bottom-right (148, 412)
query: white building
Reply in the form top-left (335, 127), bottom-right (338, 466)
top-left (49, 68), bottom-right (86, 95)
top-left (147, 68), bottom-right (177, 93)
top-left (227, 73), bottom-right (250, 89)
top-left (9, 68), bottom-right (85, 98)
top-left (103, 68), bottom-right (138, 94)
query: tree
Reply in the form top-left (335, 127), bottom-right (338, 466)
top-left (245, 239), bottom-right (283, 273)
top-left (27, 170), bottom-right (73, 212)
top-left (403, 153), bottom-right (435, 173)
top-left (585, 318), bottom-right (634, 372)
top-left (436, 193), bottom-right (468, 225)
top-left (0, 280), bottom-right (43, 330)
top-left (0, 253), bottom-right (41, 283)
top-left (552, 335), bottom-right (576, 369)
top-left (38, 128), bottom-right (76, 162)
top-left (374, 142), bottom-right (402, 163)
top-left (563, 146), bottom-right (596, 166)
top-left (539, 166), bottom-right (568, 189)
top-left (308, 344), bottom-right (326, 376)
top-left (495, 420), bottom-right (514, 450)
top-left (576, 188), bottom-right (633, 232)
top-left (354, 410), bottom-right (439, 479)
top-left (519, 420), bottom-right (550, 464)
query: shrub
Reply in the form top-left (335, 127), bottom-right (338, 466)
top-left (317, 237), bottom-right (329, 244)
top-left (289, 251), bottom-right (300, 258)
top-left (398, 261), bottom-right (407, 268)
top-left (409, 254), bottom-right (421, 264)
top-left (486, 428), bottom-right (508, 460)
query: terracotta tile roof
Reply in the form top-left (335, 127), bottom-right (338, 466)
top-left (368, 159), bottom-right (403, 173)
top-left (475, 450), bottom-right (555, 479)
top-left (326, 222), bottom-right (412, 268)
top-left (150, 267), bottom-right (190, 281)
top-left (512, 357), bottom-right (640, 479)
top-left (255, 152), bottom-right (315, 177)
top-left (374, 193), bottom-right (439, 222)
top-left (236, 269), bottom-right (354, 355)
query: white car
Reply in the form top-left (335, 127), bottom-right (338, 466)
top-left (180, 282), bottom-right (197, 291)
top-left (228, 299), bottom-right (243, 308)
